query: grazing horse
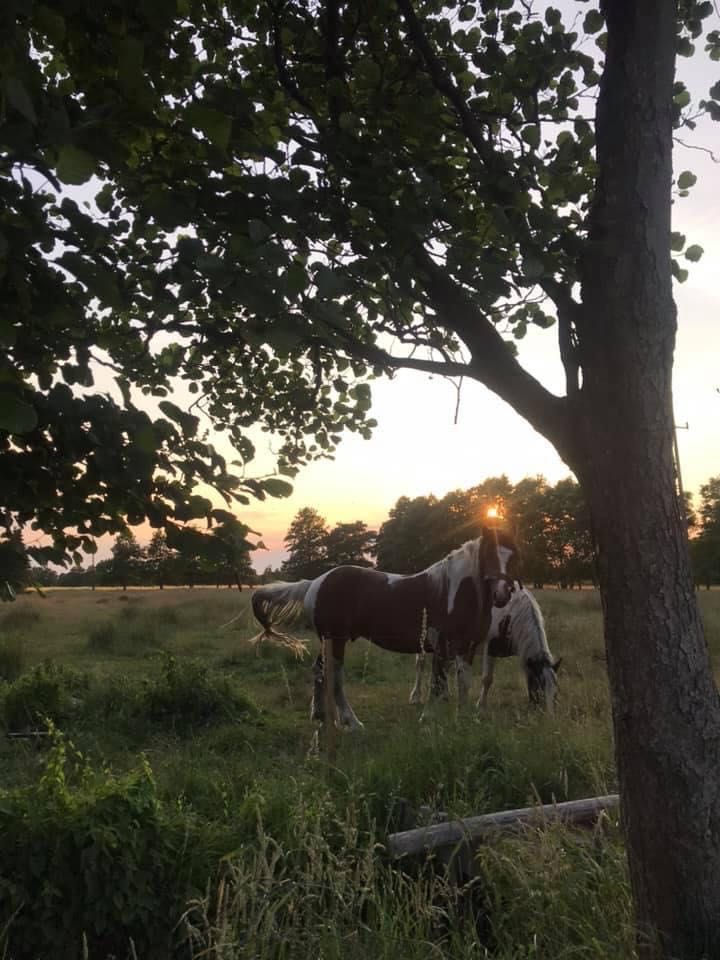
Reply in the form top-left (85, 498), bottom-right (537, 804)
top-left (250, 526), bottom-right (519, 729)
top-left (409, 585), bottom-right (561, 714)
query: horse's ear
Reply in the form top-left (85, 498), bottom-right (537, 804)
top-left (552, 657), bottom-right (563, 673)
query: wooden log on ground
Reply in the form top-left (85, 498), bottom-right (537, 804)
top-left (387, 794), bottom-right (620, 859)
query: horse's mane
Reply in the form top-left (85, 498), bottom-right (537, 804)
top-left (511, 588), bottom-right (553, 667)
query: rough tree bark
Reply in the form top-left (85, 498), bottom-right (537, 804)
top-left (570, 3), bottom-right (720, 956)
top-left (402, 1), bottom-right (720, 954)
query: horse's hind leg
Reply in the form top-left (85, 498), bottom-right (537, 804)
top-left (310, 652), bottom-right (326, 723)
top-left (455, 655), bottom-right (473, 707)
top-left (323, 637), bottom-right (362, 730)
top-left (409, 652), bottom-right (425, 705)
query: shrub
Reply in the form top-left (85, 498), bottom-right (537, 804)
top-left (139, 654), bottom-right (258, 730)
top-left (0, 633), bottom-right (25, 682)
top-left (0, 733), bottom-right (220, 960)
top-left (1, 661), bottom-right (88, 732)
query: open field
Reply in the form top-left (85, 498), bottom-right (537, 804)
top-left (1, 587), bottom-right (719, 959)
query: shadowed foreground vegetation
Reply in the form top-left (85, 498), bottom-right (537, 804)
top-left (0, 587), bottom-right (718, 958)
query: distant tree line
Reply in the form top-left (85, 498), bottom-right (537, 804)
top-left (274, 474), bottom-right (720, 590)
top-left (5, 474), bottom-right (720, 594)
top-left (24, 519), bottom-right (260, 591)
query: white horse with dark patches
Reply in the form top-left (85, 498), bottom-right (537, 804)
top-left (250, 526), bottom-right (520, 731)
top-left (409, 585), bottom-right (561, 714)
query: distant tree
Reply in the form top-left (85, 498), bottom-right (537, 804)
top-left (282, 508), bottom-right (329, 580)
top-left (545, 478), bottom-right (595, 588)
top-left (508, 476), bottom-right (553, 588)
top-left (145, 530), bottom-right (176, 590)
top-left (110, 531), bottom-right (144, 591)
top-left (0, 533), bottom-right (30, 600)
top-left (374, 495), bottom-right (439, 573)
top-left (691, 478), bottom-right (720, 589)
top-left (323, 521), bottom-right (376, 569)
top-left (258, 566), bottom-right (283, 584)
top-left (211, 517), bottom-right (261, 589)
top-left (29, 566), bottom-right (59, 588)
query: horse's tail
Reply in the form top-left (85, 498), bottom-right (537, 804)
top-left (248, 580), bottom-right (313, 658)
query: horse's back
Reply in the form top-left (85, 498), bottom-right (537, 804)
top-left (307, 565), bottom-right (428, 651)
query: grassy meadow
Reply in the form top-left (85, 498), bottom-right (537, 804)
top-left (0, 586), bottom-right (719, 959)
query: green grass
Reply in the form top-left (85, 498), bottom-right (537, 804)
top-left (0, 586), bottom-right (718, 958)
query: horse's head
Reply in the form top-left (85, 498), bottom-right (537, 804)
top-left (480, 526), bottom-right (520, 609)
top-left (526, 655), bottom-right (561, 713)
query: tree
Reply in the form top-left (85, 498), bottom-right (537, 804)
top-left (145, 530), bottom-right (177, 590)
top-left (508, 476), bottom-right (553, 588)
top-left (543, 478), bottom-right (594, 588)
top-left (282, 508), bottom-right (330, 580)
top-left (690, 477), bottom-right (720, 588)
top-left (210, 517), bottom-right (261, 589)
top-left (3, 2), bottom-right (720, 952)
top-left (109, 530), bottom-right (143, 591)
top-left (374, 495), bottom-right (439, 573)
top-left (323, 521), bottom-right (376, 568)
top-left (0, 531), bottom-right (30, 600)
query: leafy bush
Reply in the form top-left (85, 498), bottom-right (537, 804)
top-left (139, 654), bottom-right (258, 730)
top-left (0, 732), bottom-right (220, 960)
top-left (0, 633), bottom-right (25, 682)
top-left (1, 661), bottom-right (88, 732)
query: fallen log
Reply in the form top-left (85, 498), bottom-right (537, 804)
top-left (387, 793), bottom-right (620, 859)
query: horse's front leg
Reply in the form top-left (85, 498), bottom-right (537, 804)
top-left (420, 652), bottom-right (450, 722)
top-left (455, 655), bottom-right (473, 708)
top-left (476, 653), bottom-right (495, 709)
top-left (409, 652), bottom-right (425, 705)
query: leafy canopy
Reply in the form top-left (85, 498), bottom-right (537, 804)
top-left (1, 0), bottom-right (717, 561)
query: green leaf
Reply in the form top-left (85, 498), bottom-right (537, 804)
top-left (671, 232), bottom-right (686, 252)
top-left (673, 88), bottom-right (691, 109)
top-left (56, 145), bottom-right (97, 185)
top-left (677, 170), bottom-right (697, 190)
top-left (0, 391), bottom-right (38, 434)
top-left (521, 255), bottom-right (545, 282)
top-left (5, 76), bottom-right (37, 124)
top-left (583, 10), bottom-right (604, 34)
top-left (261, 477), bottom-right (294, 498)
top-left (458, 4), bottom-right (476, 21)
top-left (0, 317), bottom-right (16, 348)
top-left (185, 104), bottom-right (232, 150)
top-left (684, 244), bottom-right (704, 262)
top-left (521, 125), bottom-right (541, 149)
top-left (248, 219), bottom-right (272, 245)
top-left (158, 401), bottom-right (199, 436)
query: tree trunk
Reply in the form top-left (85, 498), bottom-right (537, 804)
top-left (574, 3), bottom-right (720, 955)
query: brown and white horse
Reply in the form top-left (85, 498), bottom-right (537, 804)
top-left (250, 526), bottom-right (519, 730)
top-left (409, 584), bottom-right (561, 714)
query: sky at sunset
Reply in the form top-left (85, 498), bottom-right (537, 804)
top-left (235, 33), bottom-right (720, 571)
top-left (57, 10), bottom-right (720, 573)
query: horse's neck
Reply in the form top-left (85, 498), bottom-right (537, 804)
top-left (515, 592), bottom-right (551, 664)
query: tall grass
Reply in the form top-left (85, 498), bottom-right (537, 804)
top-left (2, 588), bottom-right (719, 958)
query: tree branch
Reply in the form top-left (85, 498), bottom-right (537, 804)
top-left (409, 248), bottom-right (574, 463)
top-left (395, 0), bottom-right (493, 162)
top-left (540, 278), bottom-right (581, 396)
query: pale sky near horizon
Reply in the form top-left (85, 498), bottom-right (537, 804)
top-left (45, 8), bottom-right (720, 573)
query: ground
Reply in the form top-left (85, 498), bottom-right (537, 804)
top-left (1, 586), bottom-right (718, 959)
